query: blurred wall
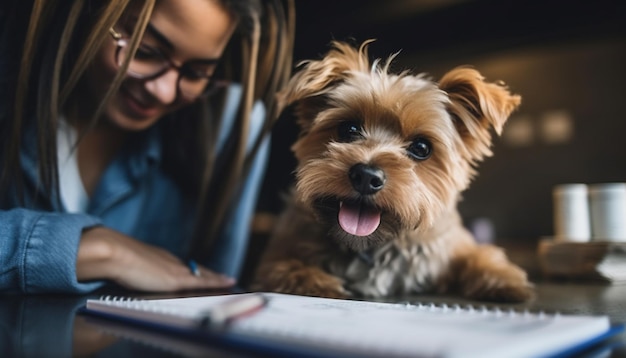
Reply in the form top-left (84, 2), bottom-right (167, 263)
top-left (411, 39), bottom-right (626, 242)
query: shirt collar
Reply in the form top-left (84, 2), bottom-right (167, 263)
top-left (20, 120), bottom-right (164, 205)
top-left (125, 124), bottom-right (162, 180)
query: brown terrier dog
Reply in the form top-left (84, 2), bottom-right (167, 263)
top-left (253, 40), bottom-right (533, 302)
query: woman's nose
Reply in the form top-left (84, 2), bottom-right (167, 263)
top-left (144, 69), bottom-right (178, 104)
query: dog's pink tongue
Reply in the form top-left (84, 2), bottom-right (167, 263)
top-left (338, 201), bottom-right (381, 236)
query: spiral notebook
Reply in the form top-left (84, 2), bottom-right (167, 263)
top-left (81, 292), bottom-right (622, 358)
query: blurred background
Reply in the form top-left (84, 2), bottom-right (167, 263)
top-left (253, 0), bottom-right (626, 252)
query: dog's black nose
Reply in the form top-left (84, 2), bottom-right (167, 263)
top-left (348, 163), bottom-right (386, 195)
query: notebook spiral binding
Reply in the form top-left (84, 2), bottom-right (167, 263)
top-left (95, 295), bottom-right (191, 315)
top-left (98, 295), bottom-right (142, 302)
top-left (395, 301), bottom-right (558, 319)
top-left (94, 295), bottom-right (559, 320)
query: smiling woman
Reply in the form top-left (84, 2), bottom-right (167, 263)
top-left (84, 0), bottom-right (236, 131)
top-left (0, 0), bottom-right (294, 294)
top-left (107, 26), bottom-right (222, 101)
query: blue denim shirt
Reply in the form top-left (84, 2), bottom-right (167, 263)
top-left (0, 85), bottom-right (270, 294)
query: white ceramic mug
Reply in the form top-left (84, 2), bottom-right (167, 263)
top-left (553, 183), bottom-right (591, 242)
top-left (589, 183), bottom-right (626, 242)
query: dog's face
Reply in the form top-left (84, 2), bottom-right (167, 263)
top-left (279, 40), bottom-right (520, 251)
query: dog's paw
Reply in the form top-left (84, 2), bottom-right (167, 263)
top-left (255, 259), bottom-right (350, 299)
top-left (461, 262), bottom-right (535, 302)
top-left (458, 246), bottom-right (535, 303)
top-left (291, 273), bottom-right (350, 299)
top-left (462, 274), bottom-right (535, 303)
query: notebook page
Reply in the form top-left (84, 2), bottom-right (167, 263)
top-left (228, 293), bottom-right (610, 358)
top-left (90, 293), bottom-right (611, 358)
top-left (86, 294), bottom-right (241, 329)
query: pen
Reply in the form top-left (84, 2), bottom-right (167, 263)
top-left (199, 293), bottom-right (269, 329)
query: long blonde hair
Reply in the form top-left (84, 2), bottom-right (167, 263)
top-left (0, 0), bottom-right (295, 258)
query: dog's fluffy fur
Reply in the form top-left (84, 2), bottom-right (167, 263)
top-left (253, 40), bottom-right (533, 302)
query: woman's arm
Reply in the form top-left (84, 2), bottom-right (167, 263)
top-left (0, 208), bottom-right (103, 293)
top-left (77, 226), bottom-right (235, 291)
top-left (0, 208), bottom-right (235, 294)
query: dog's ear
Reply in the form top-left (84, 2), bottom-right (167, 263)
top-left (439, 67), bottom-right (521, 163)
top-left (277, 40), bottom-right (375, 130)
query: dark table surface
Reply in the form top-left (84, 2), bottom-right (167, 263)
top-left (1, 280), bottom-right (625, 357)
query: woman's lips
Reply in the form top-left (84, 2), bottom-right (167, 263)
top-left (121, 89), bottom-right (160, 119)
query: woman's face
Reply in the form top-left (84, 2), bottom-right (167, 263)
top-left (84, 0), bottom-right (237, 132)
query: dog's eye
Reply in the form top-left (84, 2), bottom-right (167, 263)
top-left (407, 137), bottom-right (433, 161)
top-left (337, 121), bottom-right (363, 142)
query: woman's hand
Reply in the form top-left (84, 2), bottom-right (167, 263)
top-left (76, 226), bottom-right (236, 292)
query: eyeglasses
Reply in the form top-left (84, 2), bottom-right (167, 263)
top-left (109, 28), bottom-right (226, 100)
